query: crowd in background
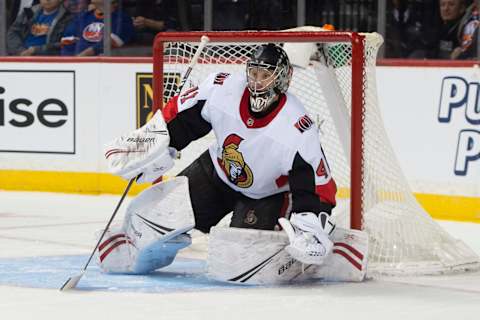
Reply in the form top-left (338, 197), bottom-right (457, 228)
top-left (385, 0), bottom-right (478, 59)
top-left (3, 0), bottom-right (479, 59)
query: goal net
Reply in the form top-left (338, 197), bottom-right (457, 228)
top-left (152, 27), bottom-right (480, 276)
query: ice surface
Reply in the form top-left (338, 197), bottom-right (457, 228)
top-left (0, 190), bottom-right (479, 320)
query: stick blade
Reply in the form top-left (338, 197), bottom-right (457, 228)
top-left (60, 271), bottom-right (84, 291)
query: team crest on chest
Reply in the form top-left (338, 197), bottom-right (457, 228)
top-left (83, 22), bottom-right (104, 42)
top-left (217, 134), bottom-right (254, 188)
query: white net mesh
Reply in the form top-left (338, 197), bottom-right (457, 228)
top-left (155, 28), bottom-right (479, 276)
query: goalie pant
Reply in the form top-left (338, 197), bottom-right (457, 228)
top-left (163, 72), bottom-right (338, 232)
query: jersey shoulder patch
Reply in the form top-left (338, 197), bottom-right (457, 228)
top-left (213, 72), bottom-right (231, 85)
top-left (294, 114), bottom-right (314, 133)
top-left (179, 86), bottom-right (199, 104)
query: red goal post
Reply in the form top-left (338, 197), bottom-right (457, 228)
top-left (153, 30), bottom-right (366, 231)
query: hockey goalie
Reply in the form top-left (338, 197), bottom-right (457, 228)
top-left (101, 43), bottom-right (368, 284)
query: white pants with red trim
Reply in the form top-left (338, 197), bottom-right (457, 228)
top-left (207, 226), bottom-right (368, 284)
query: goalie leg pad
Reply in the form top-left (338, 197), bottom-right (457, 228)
top-left (207, 226), bottom-right (368, 284)
top-left (132, 233), bottom-right (192, 274)
top-left (97, 177), bottom-right (195, 274)
top-left (207, 226), bottom-right (305, 285)
top-left (301, 227), bottom-right (369, 282)
top-left (98, 230), bottom-right (191, 274)
top-left (98, 227), bottom-right (137, 273)
top-left (123, 176), bottom-right (195, 245)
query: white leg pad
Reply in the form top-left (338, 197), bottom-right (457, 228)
top-left (98, 228), bottom-right (192, 274)
top-left (97, 177), bottom-right (195, 274)
top-left (302, 227), bottom-right (369, 282)
top-left (98, 227), bottom-right (137, 273)
top-left (132, 233), bottom-right (191, 274)
top-left (207, 227), bottom-right (305, 285)
top-left (207, 226), bottom-right (368, 284)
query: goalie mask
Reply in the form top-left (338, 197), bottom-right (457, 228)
top-left (246, 43), bottom-right (293, 113)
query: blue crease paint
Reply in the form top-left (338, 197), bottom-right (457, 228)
top-left (0, 255), bottom-right (241, 293)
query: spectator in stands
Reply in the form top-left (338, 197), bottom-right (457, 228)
top-left (60, 0), bottom-right (134, 56)
top-left (63, 0), bottom-right (91, 15)
top-left (130, 0), bottom-right (178, 43)
top-left (385, 0), bottom-right (417, 57)
top-left (451, 0), bottom-right (479, 59)
top-left (212, 0), bottom-right (249, 30)
top-left (427, 0), bottom-right (466, 59)
top-left (249, 0), bottom-right (296, 30)
top-left (113, 0), bottom-right (179, 56)
top-left (6, 0), bottom-right (39, 28)
top-left (385, 0), bottom-right (437, 58)
top-left (7, 0), bottom-right (72, 56)
top-left (133, 16), bottom-right (165, 32)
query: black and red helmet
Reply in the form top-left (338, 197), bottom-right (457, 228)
top-left (246, 43), bottom-right (293, 112)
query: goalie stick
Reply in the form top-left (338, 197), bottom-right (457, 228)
top-left (60, 35), bottom-right (211, 291)
top-left (60, 177), bottom-right (136, 291)
top-left (178, 35), bottom-right (211, 95)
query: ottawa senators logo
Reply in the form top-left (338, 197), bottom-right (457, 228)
top-left (217, 134), bottom-right (253, 188)
top-left (294, 114), bottom-right (314, 133)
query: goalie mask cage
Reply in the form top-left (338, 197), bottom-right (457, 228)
top-left (152, 28), bottom-right (479, 276)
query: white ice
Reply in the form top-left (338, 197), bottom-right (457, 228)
top-left (0, 190), bottom-right (479, 320)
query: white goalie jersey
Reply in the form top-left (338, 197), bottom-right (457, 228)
top-left (163, 72), bottom-right (337, 212)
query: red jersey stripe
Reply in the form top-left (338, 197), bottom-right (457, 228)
top-left (162, 96), bottom-right (179, 123)
top-left (315, 179), bottom-right (337, 206)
